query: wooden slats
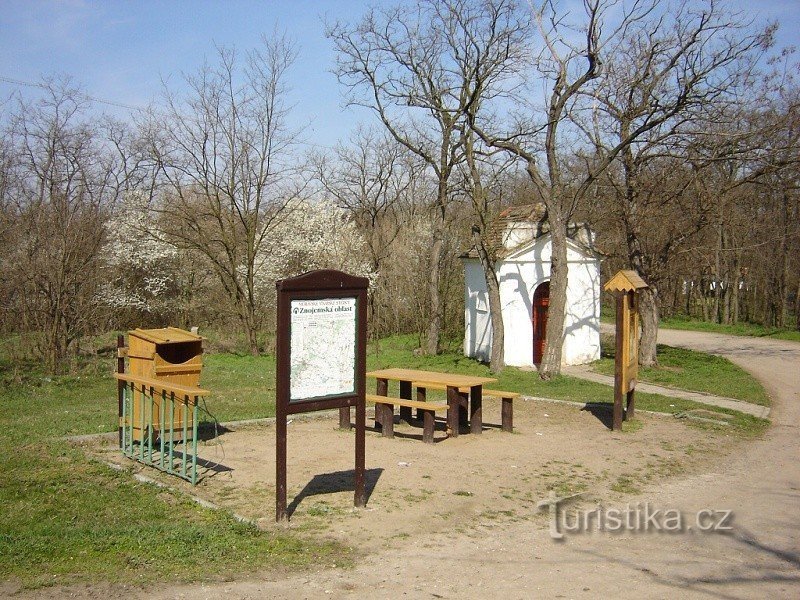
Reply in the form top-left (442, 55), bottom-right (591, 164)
top-left (365, 394), bottom-right (447, 412)
top-left (114, 373), bottom-right (210, 398)
top-left (411, 381), bottom-right (520, 399)
top-left (154, 363), bottom-right (204, 375)
top-left (366, 394), bottom-right (446, 443)
top-left (366, 368), bottom-right (496, 388)
top-left (483, 389), bottom-right (520, 399)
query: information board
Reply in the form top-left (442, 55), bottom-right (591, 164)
top-left (290, 297), bottom-right (356, 401)
top-left (274, 269), bottom-right (368, 521)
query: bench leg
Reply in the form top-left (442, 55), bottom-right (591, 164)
top-left (339, 406), bottom-right (351, 430)
top-left (422, 410), bottom-right (435, 444)
top-left (399, 380), bottom-right (412, 423)
top-left (416, 387), bottom-right (426, 420)
top-left (470, 385), bottom-right (482, 434)
top-left (375, 378), bottom-right (388, 431)
top-left (458, 390), bottom-right (469, 430)
top-left (381, 403), bottom-right (394, 438)
top-left (501, 397), bottom-right (513, 432)
top-left (446, 386), bottom-right (459, 437)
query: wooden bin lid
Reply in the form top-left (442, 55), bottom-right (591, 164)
top-left (128, 327), bottom-right (204, 345)
top-left (603, 270), bottom-right (648, 293)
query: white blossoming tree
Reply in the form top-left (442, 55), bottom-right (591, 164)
top-left (253, 197), bottom-right (376, 300)
top-left (99, 192), bottom-right (180, 321)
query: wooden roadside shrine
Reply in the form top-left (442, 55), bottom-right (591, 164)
top-left (275, 269), bottom-right (368, 522)
top-left (604, 270), bottom-right (648, 431)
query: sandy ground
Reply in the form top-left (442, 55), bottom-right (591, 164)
top-left (88, 395), bottom-right (732, 556)
top-left (5, 329), bottom-right (799, 599)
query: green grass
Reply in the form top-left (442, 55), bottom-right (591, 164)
top-left (659, 316), bottom-right (800, 342)
top-left (0, 359), bottom-right (348, 588)
top-left (201, 353), bottom-right (277, 423)
top-left (0, 332), bottom-right (772, 586)
top-left (593, 344), bottom-right (770, 406)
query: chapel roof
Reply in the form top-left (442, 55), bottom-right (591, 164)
top-left (461, 203), bottom-right (600, 259)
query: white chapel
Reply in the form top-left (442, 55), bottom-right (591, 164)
top-left (462, 204), bottom-right (602, 367)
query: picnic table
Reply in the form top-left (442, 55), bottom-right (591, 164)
top-left (366, 368), bottom-right (497, 437)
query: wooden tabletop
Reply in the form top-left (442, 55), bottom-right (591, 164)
top-left (366, 368), bottom-right (496, 388)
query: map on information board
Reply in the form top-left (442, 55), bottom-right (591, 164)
top-left (289, 297), bottom-right (356, 401)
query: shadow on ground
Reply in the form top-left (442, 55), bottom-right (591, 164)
top-left (581, 402), bottom-right (614, 429)
top-left (287, 468), bottom-right (383, 518)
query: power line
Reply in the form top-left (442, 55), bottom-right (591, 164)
top-left (0, 75), bottom-right (145, 112)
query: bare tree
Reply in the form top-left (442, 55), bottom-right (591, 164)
top-left (312, 127), bottom-right (425, 341)
top-left (329, 0), bottom-right (529, 357)
top-left (146, 36), bottom-right (301, 355)
top-left (313, 128), bottom-right (417, 276)
top-left (468, 0), bottom-right (614, 378)
top-left (449, 0), bottom-right (531, 373)
top-left (585, 0), bottom-right (775, 365)
top-left (3, 78), bottom-right (122, 371)
top-left (328, 2), bottom-right (463, 355)
top-left (467, 0), bottom-right (774, 376)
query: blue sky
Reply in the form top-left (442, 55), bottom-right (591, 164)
top-left (1, 0), bottom-right (798, 148)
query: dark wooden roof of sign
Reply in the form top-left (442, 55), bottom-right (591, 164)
top-left (603, 270), bottom-right (649, 292)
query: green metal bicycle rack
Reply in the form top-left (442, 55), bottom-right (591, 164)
top-left (116, 374), bottom-right (208, 485)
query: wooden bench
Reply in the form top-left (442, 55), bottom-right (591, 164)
top-left (412, 382), bottom-right (518, 432)
top-left (366, 393), bottom-right (447, 444)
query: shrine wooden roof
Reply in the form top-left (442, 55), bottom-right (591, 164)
top-left (603, 270), bottom-right (648, 292)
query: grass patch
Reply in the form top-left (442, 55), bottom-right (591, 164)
top-left (594, 344), bottom-right (770, 406)
top-left (610, 475), bottom-right (641, 495)
top-left (659, 316), bottom-right (800, 342)
top-left (201, 353), bottom-right (277, 423)
top-left (621, 419), bottom-right (644, 433)
top-left (0, 356), bottom-right (348, 588)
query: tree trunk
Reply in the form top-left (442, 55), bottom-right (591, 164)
top-left (237, 297), bottom-right (260, 356)
top-left (539, 219), bottom-right (567, 379)
top-left (474, 233), bottom-right (504, 373)
top-left (638, 286), bottom-right (659, 367)
top-left (713, 224), bottom-right (722, 323)
top-left (424, 215), bottom-right (444, 355)
top-left (486, 273), bottom-right (504, 373)
top-left (778, 190), bottom-right (790, 328)
top-left (795, 279), bottom-right (800, 331)
top-left (701, 281), bottom-right (710, 321)
top-left (462, 125), bottom-right (503, 373)
top-left (731, 245), bottom-right (740, 324)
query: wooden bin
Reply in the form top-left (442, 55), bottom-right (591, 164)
top-left (127, 327), bottom-right (204, 442)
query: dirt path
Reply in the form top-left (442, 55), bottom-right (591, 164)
top-left (173, 330), bottom-right (800, 599)
top-left (16, 330), bottom-right (800, 599)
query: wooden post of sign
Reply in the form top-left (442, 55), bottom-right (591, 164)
top-left (612, 291), bottom-right (629, 431)
top-left (117, 334), bottom-right (126, 448)
top-left (627, 292), bottom-right (640, 421)
top-left (604, 270), bottom-right (648, 432)
top-left (275, 270), bottom-right (368, 522)
top-left (276, 407), bottom-right (288, 519)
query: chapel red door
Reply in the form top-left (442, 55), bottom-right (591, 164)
top-left (532, 281), bottom-right (550, 364)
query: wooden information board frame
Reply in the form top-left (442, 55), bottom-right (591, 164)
top-left (275, 269), bottom-right (368, 521)
top-left (604, 270), bottom-right (648, 432)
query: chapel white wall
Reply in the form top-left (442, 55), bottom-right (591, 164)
top-left (463, 237), bottom-right (601, 367)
